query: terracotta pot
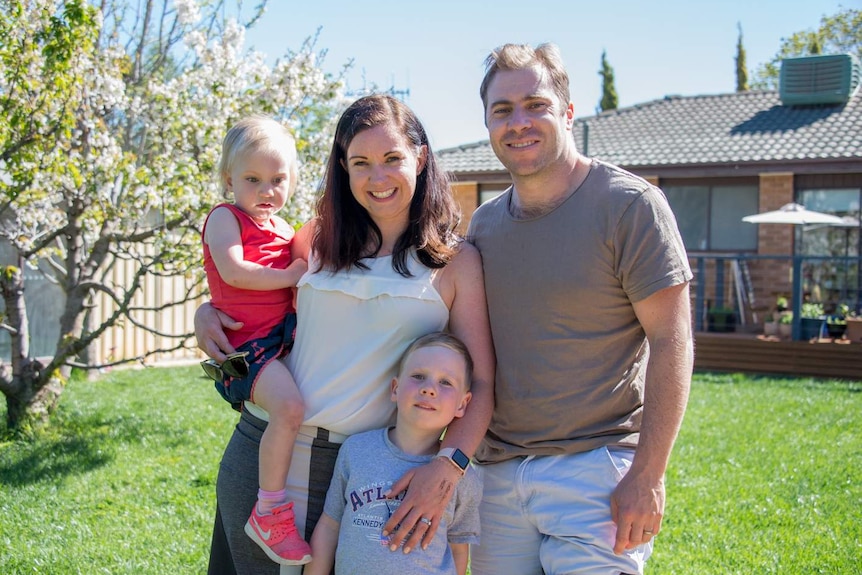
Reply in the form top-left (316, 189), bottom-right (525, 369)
top-left (845, 318), bottom-right (862, 343)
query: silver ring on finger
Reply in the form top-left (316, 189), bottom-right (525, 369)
top-left (419, 517), bottom-right (432, 526)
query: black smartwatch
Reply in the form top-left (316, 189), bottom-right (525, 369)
top-left (436, 447), bottom-right (470, 476)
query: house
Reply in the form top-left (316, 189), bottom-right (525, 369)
top-left (4, 57), bottom-right (860, 377)
top-left (439, 54), bottom-right (862, 329)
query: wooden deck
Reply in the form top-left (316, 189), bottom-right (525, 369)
top-left (694, 332), bottom-right (862, 380)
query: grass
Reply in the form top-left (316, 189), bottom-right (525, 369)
top-left (656, 373), bottom-right (861, 574)
top-left (1, 368), bottom-right (860, 574)
top-left (0, 366), bottom-right (231, 574)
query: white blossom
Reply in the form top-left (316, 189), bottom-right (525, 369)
top-left (2, 0), bottom-right (348, 370)
top-left (174, 0), bottom-right (201, 26)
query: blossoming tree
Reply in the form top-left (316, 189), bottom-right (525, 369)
top-left (0, 0), bottom-right (347, 432)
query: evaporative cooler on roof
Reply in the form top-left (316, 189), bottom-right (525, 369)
top-left (779, 53), bottom-right (861, 106)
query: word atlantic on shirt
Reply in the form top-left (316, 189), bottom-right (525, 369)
top-left (347, 480), bottom-right (406, 546)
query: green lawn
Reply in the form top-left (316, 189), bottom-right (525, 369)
top-left (1, 367), bottom-right (860, 574)
top-left (659, 373), bottom-right (861, 573)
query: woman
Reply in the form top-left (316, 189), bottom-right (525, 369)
top-left (196, 94), bottom-right (495, 575)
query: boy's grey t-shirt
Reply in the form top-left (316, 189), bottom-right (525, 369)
top-left (323, 428), bottom-right (481, 575)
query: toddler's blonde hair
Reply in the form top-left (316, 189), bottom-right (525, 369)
top-left (218, 115), bottom-right (298, 198)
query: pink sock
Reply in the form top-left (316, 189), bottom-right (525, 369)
top-left (256, 488), bottom-right (286, 515)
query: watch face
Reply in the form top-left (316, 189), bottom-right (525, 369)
top-left (452, 449), bottom-right (470, 470)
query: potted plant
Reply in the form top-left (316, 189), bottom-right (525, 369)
top-left (800, 302), bottom-right (825, 340)
top-left (826, 303), bottom-right (849, 339)
top-left (845, 310), bottom-right (862, 343)
top-left (778, 311), bottom-right (793, 339)
top-left (763, 312), bottom-right (779, 337)
top-left (707, 306), bottom-right (737, 333)
top-left (826, 315), bottom-right (847, 339)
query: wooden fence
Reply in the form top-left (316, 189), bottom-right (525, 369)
top-left (89, 255), bottom-right (205, 365)
top-left (1, 259), bottom-right (204, 367)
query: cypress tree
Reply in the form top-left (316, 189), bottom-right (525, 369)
top-left (598, 50), bottom-right (618, 112)
top-left (736, 22), bottom-right (749, 92)
top-left (808, 34), bottom-right (822, 54)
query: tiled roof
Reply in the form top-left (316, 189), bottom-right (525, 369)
top-left (436, 139), bottom-right (507, 173)
top-left (437, 90), bottom-right (862, 174)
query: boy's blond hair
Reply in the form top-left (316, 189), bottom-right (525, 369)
top-left (397, 332), bottom-right (473, 390)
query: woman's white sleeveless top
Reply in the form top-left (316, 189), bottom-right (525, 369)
top-left (245, 251), bottom-right (448, 436)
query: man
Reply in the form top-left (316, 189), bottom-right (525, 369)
top-left (467, 43), bottom-right (694, 575)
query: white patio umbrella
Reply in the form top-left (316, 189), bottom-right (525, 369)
top-left (742, 202), bottom-right (844, 225)
top-left (833, 215), bottom-right (862, 229)
top-left (743, 205), bottom-right (856, 321)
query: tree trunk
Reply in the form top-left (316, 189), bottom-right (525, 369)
top-left (3, 357), bottom-right (64, 433)
top-left (1, 262), bottom-right (66, 433)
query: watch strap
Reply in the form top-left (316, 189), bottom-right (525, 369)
top-left (435, 447), bottom-right (468, 475)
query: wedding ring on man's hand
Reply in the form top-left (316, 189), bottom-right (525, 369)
top-left (419, 517), bottom-right (432, 526)
top-left (643, 530), bottom-right (654, 536)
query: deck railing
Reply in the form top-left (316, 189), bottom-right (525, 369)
top-left (690, 254), bottom-right (861, 341)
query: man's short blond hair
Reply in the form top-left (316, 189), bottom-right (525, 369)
top-left (479, 43), bottom-right (571, 112)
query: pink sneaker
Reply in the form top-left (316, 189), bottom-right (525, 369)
top-left (244, 501), bottom-right (312, 565)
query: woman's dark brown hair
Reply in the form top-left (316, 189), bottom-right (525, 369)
top-left (313, 94), bottom-right (460, 276)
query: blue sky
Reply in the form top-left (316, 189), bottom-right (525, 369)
top-left (248, 0), bottom-right (855, 150)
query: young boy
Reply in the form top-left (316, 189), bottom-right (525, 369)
top-left (201, 116), bottom-right (310, 565)
top-left (305, 332), bottom-right (482, 575)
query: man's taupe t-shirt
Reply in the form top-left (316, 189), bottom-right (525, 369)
top-left (468, 160), bottom-right (692, 463)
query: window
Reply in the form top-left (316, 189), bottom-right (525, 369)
top-left (663, 184), bottom-right (759, 252)
top-left (797, 188), bottom-right (861, 309)
top-left (479, 188), bottom-right (507, 205)
top-left (798, 188), bottom-right (860, 257)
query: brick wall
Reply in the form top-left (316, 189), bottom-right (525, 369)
top-left (757, 172), bottom-right (795, 255)
top-left (751, 172), bottom-right (796, 320)
top-left (452, 181), bottom-right (478, 236)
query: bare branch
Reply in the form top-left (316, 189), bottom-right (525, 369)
top-left (132, 0), bottom-right (154, 84)
top-left (0, 322), bottom-right (19, 336)
top-left (66, 338), bottom-right (198, 371)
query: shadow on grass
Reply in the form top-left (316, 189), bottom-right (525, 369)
top-left (0, 409), bottom-right (155, 487)
top-left (0, 434), bottom-right (114, 487)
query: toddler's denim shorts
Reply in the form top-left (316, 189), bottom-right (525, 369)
top-left (214, 313), bottom-right (297, 410)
